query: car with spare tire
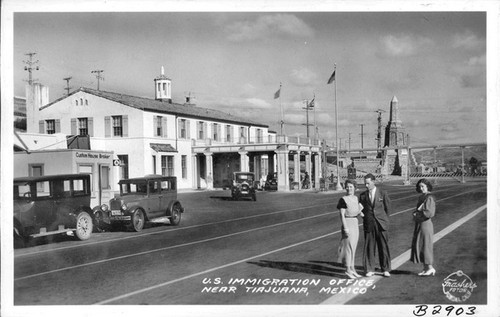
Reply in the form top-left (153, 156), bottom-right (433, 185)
top-left (95, 175), bottom-right (184, 232)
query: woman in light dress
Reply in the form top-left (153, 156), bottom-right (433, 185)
top-left (337, 179), bottom-right (364, 279)
top-left (411, 178), bottom-right (436, 276)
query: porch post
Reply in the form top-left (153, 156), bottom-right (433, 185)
top-left (205, 152), bottom-right (214, 190)
top-left (276, 147), bottom-right (289, 191)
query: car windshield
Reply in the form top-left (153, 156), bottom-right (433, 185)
top-left (235, 174), bottom-right (254, 183)
top-left (121, 181), bottom-right (148, 195)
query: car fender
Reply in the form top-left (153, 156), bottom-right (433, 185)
top-left (167, 200), bottom-right (184, 216)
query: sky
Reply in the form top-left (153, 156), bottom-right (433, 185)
top-left (11, 4), bottom-right (489, 148)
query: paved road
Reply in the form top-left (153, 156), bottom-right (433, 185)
top-left (12, 180), bottom-right (487, 308)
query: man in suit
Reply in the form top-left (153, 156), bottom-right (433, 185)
top-left (359, 173), bottom-right (392, 277)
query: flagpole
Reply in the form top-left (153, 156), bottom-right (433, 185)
top-left (279, 82), bottom-right (284, 136)
top-left (334, 64), bottom-right (342, 190)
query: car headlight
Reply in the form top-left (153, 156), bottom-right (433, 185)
top-left (100, 204), bottom-right (109, 212)
top-left (121, 203), bottom-right (128, 211)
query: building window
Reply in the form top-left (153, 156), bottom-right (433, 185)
top-left (100, 165), bottom-right (110, 189)
top-left (85, 99), bottom-right (89, 106)
top-left (226, 125), bottom-right (232, 142)
top-left (112, 116), bottom-right (123, 137)
top-left (156, 116), bottom-right (162, 136)
top-left (46, 120), bottom-right (55, 134)
top-left (75, 100), bottom-right (79, 106)
top-left (78, 164), bottom-right (94, 191)
top-left (180, 119), bottom-right (187, 139)
top-left (198, 121), bottom-right (205, 139)
top-left (80, 98), bottom-right (83, 105)
top-left (78, 118), bottom-right (88, 136)
top-left (161, 155), bottom-right (174, 176)
top-left (257, 128), bottom-right (263, 143)
top-left (152, 155), bottom-right (157, 174)
top-left (213, 123), bottom-right (219, 141)
top-left (181, 155), bottom-right (187, 178)
top-left (118, 155), bottom-right (129, 179)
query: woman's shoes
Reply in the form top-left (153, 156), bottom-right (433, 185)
top-left (421, 268), bottom-right (436, 276)
top-left (345, 271), bottom-right (357, 279)
top-left (352, 271), bottom-right (362, 278)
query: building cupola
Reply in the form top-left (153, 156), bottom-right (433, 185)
top-left (154, 66), bottom-right (172, 103)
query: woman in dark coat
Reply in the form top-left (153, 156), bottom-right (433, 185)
top-left (411, 178), bottom-right (436, 276)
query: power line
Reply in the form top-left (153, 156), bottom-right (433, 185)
top-left (23, 52), bottom-right (39, 85)
top-left (63, 77), bottom-right (72, 95)
top-left (91, 70), bottom-right (104, 90)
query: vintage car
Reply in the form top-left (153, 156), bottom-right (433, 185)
top-left (13, 174), bottom-right (94, 248)
top-left (264, 172), bottom-right (278, 191)
top-left (96, 175), bottom-right (184, 232)
top-left (231, 172), bottom-right (257, 201)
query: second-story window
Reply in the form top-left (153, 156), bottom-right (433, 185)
top-left (78, 118), bottom-right (88, 136)
top-left (46, 120), bottom-right (55, 134)
top-left (213, 123), bottom-right (219, 141)
top-left (198, 121), bottom-right (205, 139)
top-left (156, 116), bottom-right (163, 136)
top-left (180, 119), bottom-right (187, 139)
top-left (113, 116), bottom-right (123, 137)
top-left (256, 128), bottom-right (263, 143)
top-left (226, 125), bottom-right (232, 142)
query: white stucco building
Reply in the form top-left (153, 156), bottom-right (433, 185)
top-left (19, 67), bottom-right (322, 192)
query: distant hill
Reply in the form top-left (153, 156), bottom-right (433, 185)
top-left (411, 145), bottom-right (487, 165)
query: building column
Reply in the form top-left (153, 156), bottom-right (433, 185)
top-left (293, 151), bottom-right (300, 189)
top-left (192, 153), bottom-right (199, 189)
top-left (239, 150), bottom-right (249, 172)
top-left (205, 152), bottom-right (214, 190)
top-left (276, 148), bottom-right (289, 191)
top-left (314, 152), bottom-right (321, 189)
top-left (305, 151), bottom-right (312, 189)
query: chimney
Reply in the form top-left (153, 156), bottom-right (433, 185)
top-left (26, 83), bottom-right (49, 133)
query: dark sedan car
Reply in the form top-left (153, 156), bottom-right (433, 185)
top-left (96, 175), bottom-right (184, 232)
top-left (13, 174), bottom-right (94, 248)
top-left (231, 172), bottom-right (257, 201)
top-left (264, 172), bottom-right (278, 191)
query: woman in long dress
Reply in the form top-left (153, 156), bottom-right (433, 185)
top-left (337, 179), bottom-right (364, 278)
top-left (411, 178), bottom-right (436, 276)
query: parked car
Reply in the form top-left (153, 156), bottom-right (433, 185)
top-left (96, 175), bottom-right (184, 232)
top-left (264, 172), bottom-right (278, 191)
top-left (231, 172), bottom-right (257, 201)
top-left (13, 174), bottom-right (95, 248)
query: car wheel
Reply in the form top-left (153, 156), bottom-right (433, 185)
top-left (75, 211), bottom-right (93, 240)
top-left (169, 203), bottom-right (182, 226)
top-left (131, 209), bottom-right (145, 232)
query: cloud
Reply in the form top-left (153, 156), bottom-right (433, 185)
top-left (380, 34), bottom-right (432, 57)
top-left (452, 54), bottom-right (486, 88)
top-left (289, 67), bottom-right (318, 86)
top-left (225, 14), bottom-right (315, 42)
top-left (452, 30), bottom-right (485, 50)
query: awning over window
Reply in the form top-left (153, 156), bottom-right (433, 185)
top-left (150, 143), bottom-right (177, 152)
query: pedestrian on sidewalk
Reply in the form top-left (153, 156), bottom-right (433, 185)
top-left (337, 179), bottom-right (364, 279)
top-left (359, 173), bottom-right (392, 277)
top-left (411, 178), bottom-right (436, 276)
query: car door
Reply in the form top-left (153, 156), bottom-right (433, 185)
top-left (159, 179), bottom-right (172, 216)
top-left (34, 180), bottom-right (57, 231)
top-left (147, 180), bottom-right (163, 219)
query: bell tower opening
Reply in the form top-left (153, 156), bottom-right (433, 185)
top-left (154, 66), bottom-right (172, 103)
